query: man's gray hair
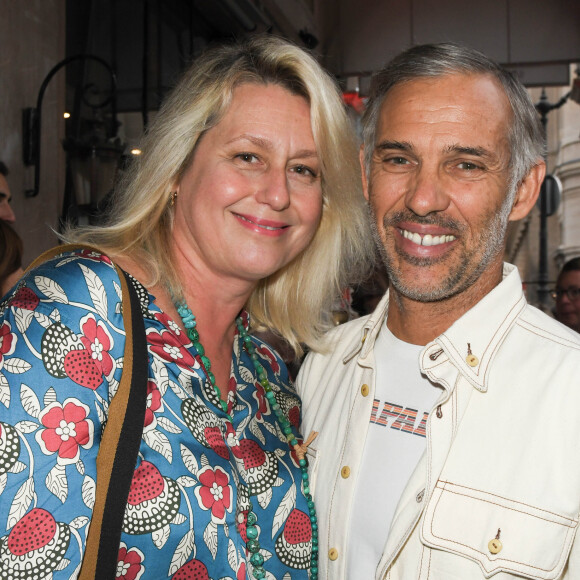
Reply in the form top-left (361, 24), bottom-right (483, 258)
top-left (361, 43), bottom-right (545, 195)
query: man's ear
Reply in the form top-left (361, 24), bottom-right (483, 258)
top-left (360, 146), bottom-right (370, 201)
top-left (509, 161), bottom-right (546, 222)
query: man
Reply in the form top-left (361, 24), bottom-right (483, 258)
top-left (554, 257), bottom-right (580, 333)
top-left (0, 161), bottom-right (16, 223)
top-left (297, 43), bottom-right (580, 579)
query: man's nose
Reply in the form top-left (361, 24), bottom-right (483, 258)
top-left (404, 166), bottom-right (450, 216)
top-left (255, 170), bottom-right (291, 211)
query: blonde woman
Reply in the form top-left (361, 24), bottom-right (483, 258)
top-left (0, 36), bottom-right (371, 579)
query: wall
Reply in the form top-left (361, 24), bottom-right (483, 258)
top-left (0, 0), bottom-right (66, 265)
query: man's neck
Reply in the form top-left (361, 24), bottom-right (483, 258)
top-left (386, 267), bottom-right (504, 346)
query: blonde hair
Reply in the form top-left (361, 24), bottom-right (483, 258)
top-left (65, 35), bottom-right (373, 354)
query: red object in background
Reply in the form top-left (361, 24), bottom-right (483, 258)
top-left (342, 91), bottom-right (366, 114)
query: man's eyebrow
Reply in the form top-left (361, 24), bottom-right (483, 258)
top-left (445, 144), bottom-right (492, 158)
top-left (0, 192), bottom-right (9, 202)
top-left (375, 140), bottom-right (413, 153)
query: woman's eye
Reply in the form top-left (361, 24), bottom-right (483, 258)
top-left (236, 153), bottom-right (258, 163)
top-left (293, 165), bottom-right (318, 178)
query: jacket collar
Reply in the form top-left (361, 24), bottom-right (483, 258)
top-left (351, 263), bottom-right (527, 392)
top-left (425, 263), bottom-right (527, 392)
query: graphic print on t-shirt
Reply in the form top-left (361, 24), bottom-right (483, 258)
top-left (370, 399), bottom-right (429, 437)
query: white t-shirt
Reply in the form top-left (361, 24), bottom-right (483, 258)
top-left (347, 323), bottom-right (442, 579)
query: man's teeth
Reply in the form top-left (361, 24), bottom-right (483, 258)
top-left (400, 229), bottom-right (456, 246)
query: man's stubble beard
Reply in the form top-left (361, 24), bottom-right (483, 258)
top-left (367, 195), bottom-right (513, 303)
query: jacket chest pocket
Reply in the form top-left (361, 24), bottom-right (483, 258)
top-left (421, 481), bottom-right (578, 579)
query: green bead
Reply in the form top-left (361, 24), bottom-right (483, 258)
top-left (260, 378), bottom-right (269, 387)
top-left (201, 355), bottom-right (211, 370)
top-left (283, 426), bottom-right (292, 435)
top-left (246, 525), bottom-right (258, 540)
top-left (188, 329), bottom-right (199, 342)
top-left (252, 567), bottom-right (266, 580)
top-left (299, 459), bottom-right (307, 468)
top-left (250, 552), bottom-right (264, 566)
top-left (247, 511), bottom-right (257, 526)
top-left (303, 485), bottom-right (310, 495)
top-left (246, 539), bottom-right (260, 553)
top-left (207, 371), bottom-right (216, 385)
top-left (193, 341), bottom-right (205, 356)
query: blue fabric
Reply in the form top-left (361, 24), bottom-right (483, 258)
top-left (0, 250), bottom-right (312, 579)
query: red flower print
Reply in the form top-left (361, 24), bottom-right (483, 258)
top-left (0, 322), bottom-right (16, 368)
top-left (79, 314), bottom-right (115, 378)
top-left (147, 328), bottom-right (198, 372)
top-left (252, 381), bottom-right (268, 420)
top-left (256, 344), bottom-right (280, 374)
top-left (194, 465), bottom-right (232, 523)
top-left (117, 543), bottom-right (145, 580)
top-left (77, 249), bottom-right (113, 265)
top-left (36, 399), bottom-right (93, 464)
top-left (144, 380), bottom-right (162, 428)
top-left (153, 311), bottom-right (189, 346)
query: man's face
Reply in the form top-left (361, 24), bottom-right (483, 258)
top-left (364, 73), bottom-right (519, 304)
top-left (0, 174), bottom-right (15, 223)
top-left (555, 270), bottom-right (580, 332)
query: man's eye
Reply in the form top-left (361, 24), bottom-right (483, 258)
top-left (457, 161), bottom-right (481, 171)
top-left (387, 157), bottom-right (409, 165)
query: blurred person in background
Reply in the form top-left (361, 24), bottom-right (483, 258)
top-left (0, 220), bottom-right (24, 295)
top-left (553, 257), bottom-right (580, 333)
top-left (0, 161), bottom-right (16, 224)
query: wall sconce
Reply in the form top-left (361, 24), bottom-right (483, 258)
top-left (22, 54), bottom-right (122, 200)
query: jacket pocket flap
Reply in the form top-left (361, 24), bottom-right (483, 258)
top-left (421, 481), bottom-right (578, 579)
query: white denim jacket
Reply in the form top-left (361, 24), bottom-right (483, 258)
top-left (297, 264), bottom-right (580, 579)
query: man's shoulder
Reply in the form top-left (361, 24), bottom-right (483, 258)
top-left (518, 302), bottom-right (580, 350)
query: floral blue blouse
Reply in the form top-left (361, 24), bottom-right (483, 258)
top-left (0, 250), bottom-right (313, 580)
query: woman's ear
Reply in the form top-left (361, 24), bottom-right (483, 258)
top-left (508, 161), bottom-right (546, 222)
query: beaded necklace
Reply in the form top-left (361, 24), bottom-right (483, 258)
top-left (175, 302), bottom-right (319, 579)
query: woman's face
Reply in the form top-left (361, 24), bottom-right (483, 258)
top-left (173, 83), bottom-right (323, 287)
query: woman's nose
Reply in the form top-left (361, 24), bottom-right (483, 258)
top-left (255, 170), bottom-right (291, 211)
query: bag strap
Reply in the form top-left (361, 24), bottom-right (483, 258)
top-left (25, 245), bottom-right (148, 579)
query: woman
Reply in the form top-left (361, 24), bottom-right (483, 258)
top-left (0, 220), bottom-right (24, 296)
top-left (0, 36), bottom-right (371, 579)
